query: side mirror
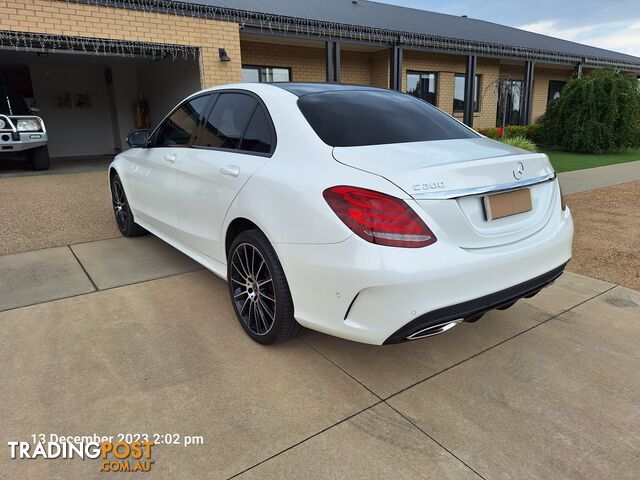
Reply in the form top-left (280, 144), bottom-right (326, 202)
top-left (29, 104), bottom-right (41, 113)
top-left (126, 129), bottom-right (150, 148)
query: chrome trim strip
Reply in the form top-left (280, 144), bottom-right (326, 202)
top-left (412, 172), bottom-right (556, 200)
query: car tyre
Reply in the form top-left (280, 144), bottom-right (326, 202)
top-left (110, 174), bottom-right (146, 237)
top-left (227, 229), bottom-right (302, 344)
top-left (30, 146), bottom-right (50, 171)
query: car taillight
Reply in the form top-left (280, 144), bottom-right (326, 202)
top-left (323, 186), bottom-right (437, 248)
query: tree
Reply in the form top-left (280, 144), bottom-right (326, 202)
top-left (542, 68), bottom-right (640, 153)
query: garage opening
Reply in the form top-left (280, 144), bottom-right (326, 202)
top-left (0, 38), bottom-right (201, 172)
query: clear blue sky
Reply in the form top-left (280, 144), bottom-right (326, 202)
top-left (375, 0), bottom-right (640, 57)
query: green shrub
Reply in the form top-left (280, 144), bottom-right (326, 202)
top-left (501, 135), bottom-right (537, 152)
top-left (477, 124), bottom-right (544, 144)
top-left (477, 127), bottom-right (499, 139)
top-left (504, 125), bottom-right (528, 137)
top-left (525, 123), bottom-right (544, 144)
top-left (542, 68), bottom-right (640, 153)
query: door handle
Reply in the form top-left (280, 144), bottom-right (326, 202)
top-left (163, 153), bottom-right (177, 163)
top-left (220, 165), bottom-right (240, 177)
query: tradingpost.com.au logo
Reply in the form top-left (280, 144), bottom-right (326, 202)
top-left (8, 434), bottom-right (154, 473)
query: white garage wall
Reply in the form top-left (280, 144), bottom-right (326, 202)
top-left (111, 64), bottom-right (139, 149)
top-left (30, 64), bottom-right (116, 157)
top-left (137, 57), bottom-right (202, 130)
top-left (9, 53), bottom-right (201, 157)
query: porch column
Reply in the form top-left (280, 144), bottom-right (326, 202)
top-left (521, 60), bottom-right (535, 125)
top-left (463, 55), bottom-right (477, 127)
top-left (389, 45), bottom-right (403, 91)
top-left (325, 41), bottom-right (341, 83)
top-left (575, 63), bottom-right (584, 79)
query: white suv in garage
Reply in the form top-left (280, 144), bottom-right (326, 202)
top-left (0, 86), bottom-right (49, 170)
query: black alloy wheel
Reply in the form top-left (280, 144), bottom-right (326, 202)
top-left (227, 229), bottom-right (302, 344)
top-left (110, 174), bottom-right (146, 237)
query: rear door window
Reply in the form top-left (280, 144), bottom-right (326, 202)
top-left (197, 93), bottom-right (258, 150)
top-left (297, 90), bottom-right (478, 147)
top-left (155, 95), bottom-right (211, 147)
top-left (240, 105), bottom-right (273, 154)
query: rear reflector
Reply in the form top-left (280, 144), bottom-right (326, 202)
top-left (323, 186), bottom-right (436, 248)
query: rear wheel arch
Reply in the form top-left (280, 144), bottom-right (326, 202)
top-left (225, 218), bottom-right (261, 260)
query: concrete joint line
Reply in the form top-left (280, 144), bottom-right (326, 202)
top-left (68, 245), bottom-right (98, 291)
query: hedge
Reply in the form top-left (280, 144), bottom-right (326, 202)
top-left (541, 69), bottom-right (640, 153)
top-left (476, 124), bottom-right (543, 144)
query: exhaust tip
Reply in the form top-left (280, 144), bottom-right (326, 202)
top-left (406, 319), bottom-right (463, 340)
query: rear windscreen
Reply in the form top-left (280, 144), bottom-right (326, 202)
top-left (297, 90), bottom-right (478, 147)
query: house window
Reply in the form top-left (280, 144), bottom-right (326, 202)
top-left (406, 72), bottom-right (437, 105)
top-left (242, 66), bottom-right (291, 83)
top-left (547, 80), bottom-right (566, 105)
top-left (497, 80), bottom-right (523, 126)
top-left (453, 74), bottom-right (480, 112)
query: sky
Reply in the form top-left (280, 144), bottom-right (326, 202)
top-left (375, 0), bottom-right (640, 57)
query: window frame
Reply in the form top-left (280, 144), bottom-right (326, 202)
top-left (547, 80), bottom-right (567, 105)
top-left (241, 65), bottom-right (293, 83)
top-left (497, 79), bottom-right (523, 126)
top-left (191, 89), bottom-right (278, 158)
top-left (406, 70), bottom-right (438, 106)
top-left (453, 74), bottom-right (481, 113)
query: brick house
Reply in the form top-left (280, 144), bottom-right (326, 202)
top-left (1, 0), bottom-right (639, 158)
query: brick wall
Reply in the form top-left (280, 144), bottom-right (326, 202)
top-left (403, 51), bottom-right (500, 128)
top-left (0, 1), bottom-right (601, 128)
top-left (240, 41), bottom-right (386, 87)
top-left (341, 49), bottom-right (374, 86)
top-left (0, 0), bottom-right (242, 87)
top-left (530, 67), bottom-right (573, 122)
top-left (371, 49), bottom-right (390, 88)
top-left (240, 41), bottom-right (326, 82)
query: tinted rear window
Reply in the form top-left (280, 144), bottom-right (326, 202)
top-left (297, 90), bottom-right (478, 147)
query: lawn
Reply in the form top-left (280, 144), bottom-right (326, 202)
top-left (542, 148), bottom-right (640, 173)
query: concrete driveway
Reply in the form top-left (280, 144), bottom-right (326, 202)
top-left (1, 234), bottom-right (638, 479)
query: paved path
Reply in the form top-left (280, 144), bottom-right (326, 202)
top-left (1, 234), bottom-right (639, 479)
top-left (558, 160), bottom-right (640, 194)
top-left (0, 155), bottom-right (112, 178)
top-left (1, 164), bottom-right (639, 478)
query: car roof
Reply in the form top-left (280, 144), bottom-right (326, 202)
top-left (270, 82), bottom-right (391, 97)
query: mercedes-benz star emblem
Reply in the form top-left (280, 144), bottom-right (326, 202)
top-left (513, 161), bottom-right (525, 180)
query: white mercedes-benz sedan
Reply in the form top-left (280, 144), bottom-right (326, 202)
top-left (109, 83), bottom-right (573, 345)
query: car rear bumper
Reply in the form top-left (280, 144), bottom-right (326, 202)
top-left (383, 262), bottom-right (566, 344)
top-left (274, 207), bottom-right (573, 345)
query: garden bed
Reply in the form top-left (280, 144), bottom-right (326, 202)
top-left (565, 180), bottom-right (640, 290)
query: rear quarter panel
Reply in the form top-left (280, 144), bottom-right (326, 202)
top-left (222, 86), bottom-right (411, 246)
